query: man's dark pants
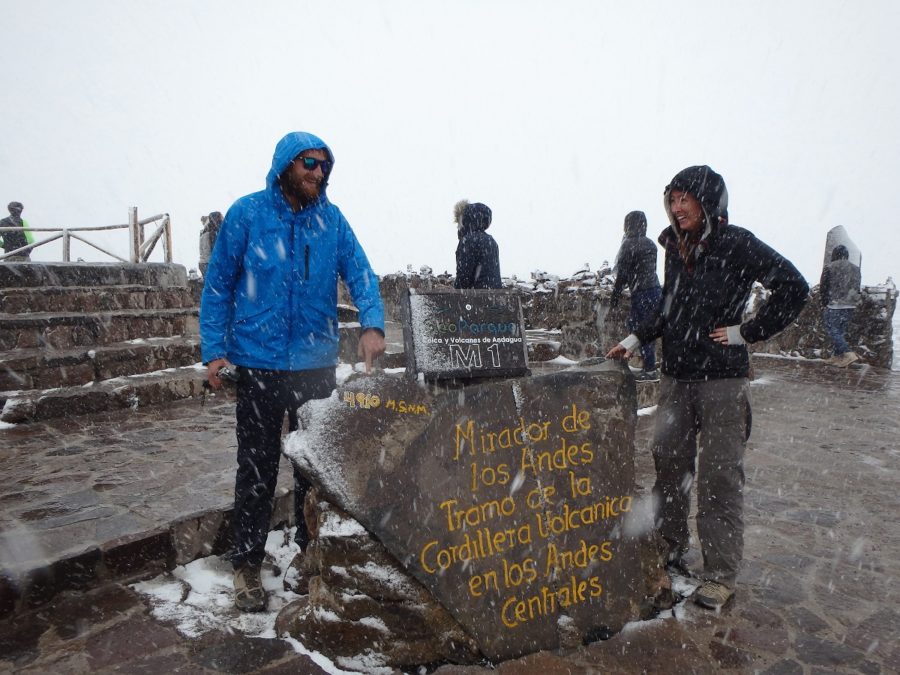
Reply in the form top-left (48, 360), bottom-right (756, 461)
top-left (628, 286), bottom-right (662, 371)
top-left (823, 307), bottom-right (854, 355)
top-left (231, 367), bottom-right (335, 569)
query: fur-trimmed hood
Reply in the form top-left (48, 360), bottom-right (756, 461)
top-left (454, 200), bottom-right (492, 237)
top-left (454, 199), bottom-right (469, 238)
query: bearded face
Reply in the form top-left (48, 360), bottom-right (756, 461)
top-left (279, 149), bottom-right (329, 209)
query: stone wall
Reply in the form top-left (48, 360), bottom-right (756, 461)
top-left (378, 271), bottom-right (637, 363)
top-left (747, 283), bottom-right (897, 368)
top-left (376, 270), bottom-right (895, 369)
top-left (373, 272), bottom-right (454, 322)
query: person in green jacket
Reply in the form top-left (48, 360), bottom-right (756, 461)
top-left (0, 202), bottom-right (33, 261)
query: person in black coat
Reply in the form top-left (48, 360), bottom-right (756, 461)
top-left (609, 210), bottom-right (662, 379)
top-left (454, 200), bottom-right (502, 289)
top-left (607, 165), bottom-right (808, 610)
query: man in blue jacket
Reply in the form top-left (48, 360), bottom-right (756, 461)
top-left (201, 131), bottom-right (385, 612)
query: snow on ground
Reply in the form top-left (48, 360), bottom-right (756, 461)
top-left (132, 528), bottom-right (365, 675)
top-left (749, 375), bottom-right (777, 386)
top-left (133, 518), bottom-right (704, 673)
top-left (621, 572), bottom-right (700, 634)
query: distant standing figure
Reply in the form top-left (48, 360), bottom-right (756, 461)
top-left (198, 211), bottom-right (224, 277)
top-left (820, 244), bottom-right (861, 367)
top-left (609, 210), bottom-right (662, 380)
top-left (1, 202), bottom-right (32, 261)
top-left (454, 200), bottom-right (502, 289)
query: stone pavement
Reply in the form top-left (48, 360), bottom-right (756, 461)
top-left (0, 389), bottom-right (296, 612)
top-left (0, 357), bottom-right (898, 673)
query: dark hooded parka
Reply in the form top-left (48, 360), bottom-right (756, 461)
top-left (454, 202), bottom-right (502, 289)
top-left (610, 210), bottom-right (661, 308)
top-left (633, 166), bottom-right (808, 380)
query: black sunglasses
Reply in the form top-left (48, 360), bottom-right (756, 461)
top-left (295, 156), bottom-right (332, 173)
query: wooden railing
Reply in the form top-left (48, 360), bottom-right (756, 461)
top-left (0, 207), bottom-right (172, 263)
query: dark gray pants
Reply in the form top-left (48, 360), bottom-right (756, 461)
top-left (651, 375), bottom-right (751, 587)
top-left (232, 367), bottom-right (335, 569)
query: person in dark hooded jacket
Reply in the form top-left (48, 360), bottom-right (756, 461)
top-left (454, 201), bottom-right (502, 289)
top-left (820, 244), bottom-right (861, 367)
top-left (198, 210), bottom-right (224, 278)
top-left (609, 210), bottom-right (661, 379)
top-left (607, 165), bottom-right (808, 610)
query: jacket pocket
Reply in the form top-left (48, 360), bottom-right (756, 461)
top-left (232, 303), bottom-right (287, 353)
top-left (234, 303), bottom-right (274, 324)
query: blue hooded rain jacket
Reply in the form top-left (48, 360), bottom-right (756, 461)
top-left (200, 132), bottom-right (385, 371)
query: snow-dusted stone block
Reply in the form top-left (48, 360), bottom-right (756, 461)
top-left (285, 363), bottom-right (653, 663)
top-left (280, 499), bottom-right (480, 668)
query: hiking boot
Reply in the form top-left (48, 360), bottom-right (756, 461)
top-left (283, 551), bottom-right (310, 595)
top-left (635, 369), bottom-right (660, 382)
top-left (234, 565), bottom-right (267, 612)
top-left (829, 352), bottom-right (859, 368)
top-left (665, 556), bottom-right (693, 578)
top-left (841, 351), bottom-right (860, 367)
top-left (694, 580), bottom-right (734, 610)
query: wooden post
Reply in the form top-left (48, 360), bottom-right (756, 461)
top-left (128, 207), bottom-right (139, 263)
top-left (163, 214), bottom-right (173, 263)
top-left (62, 229), bottom-right (71, 262)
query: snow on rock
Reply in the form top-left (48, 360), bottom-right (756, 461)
top-left (132, 529), bottom-right (363, 675)
top-left (280, 498), bottom-right (479, 667)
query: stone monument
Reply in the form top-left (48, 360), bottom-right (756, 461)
top-left (279, 289), bottom-right (666, 668)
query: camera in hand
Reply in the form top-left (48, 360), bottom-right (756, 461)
top-left (217, 366), bottom-right (241, 384)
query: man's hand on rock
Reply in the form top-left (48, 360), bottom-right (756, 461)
top-left (358, 328), bottom-right (386, 374)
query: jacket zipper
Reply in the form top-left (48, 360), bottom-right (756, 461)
top-left (286, 214), bottom-right (294, 369)
top-left (304, 244), bottom-right (310, 281)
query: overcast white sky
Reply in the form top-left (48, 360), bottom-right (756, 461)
top-left (2, 0), bottom-right (898, 286)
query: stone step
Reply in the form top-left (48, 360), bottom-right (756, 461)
top-left (0, 364), bottom-right (211, 424)
top-left (0, 488), bottom-right (296, 617)
top-left (0, 336), bottom-right (201, 391)
top-left (0, 321), bottom-right (404, 425)
top-left (0, 385), bottom-right (297, 615)
top-left (0, 307), bottom-right (198, 351)
top-left (0, 262), bottom-right (188, 289)
top-left (0, 285), bottom-right (195, 314)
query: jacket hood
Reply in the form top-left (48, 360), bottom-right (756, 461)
top-left (460, 202), bottom-right (492, 236)
top-left (663, 165), bottom-right (728, 240)
top-left (624, 210), bottom-right (647, 238)
top-left (265, 131), bottom-right (335, 205)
